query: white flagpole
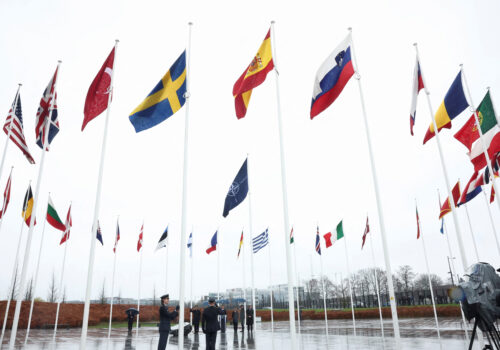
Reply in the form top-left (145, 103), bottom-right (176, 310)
top-left (0, 167), bottom-right (13, 239)
top-left (270, 21), bottom-right (297, 348)
top-left (0, 215), bottom-right (26, 346)
top-left (318, 242), bottom-right (328, 336)
top-left (107, 217), bottom-right (119, 338)
top-left (368, 231), bottom-right (384, 339)
top-left (0, 85), bottom-right (20, 186)
top-left (267, 233), bottom-right (274, 331)
top-left (292, 234), bottom-right (301, 333)
top-left (416, 201), bottom-right (441, 344)
top-left (80, 40), bottom-right (119, 349)
top-left (247, 155), bottom-right (257, 327)
top-left (136, 230), bottom-right (144, 338)
top-left (414, 44), bottom-right (469, 275)
top-left (9, 61), bottom-right (62, 349)
top-left (461, 65), bottom-right (500, 218)
top-left (349, 29), bottom-right (397, 338)
top-left (482, 185), bottom-right (500, 255)
top-left (165, 235), bottom-right (169, 291)
top-left (25, 194), bottom-right (48, 343)
top-left (462, 204), bottom-right (480, 261)
top-left (217, 231), bottom-right (221, 301)
top-left (177, 22), bottom-right (193, 346)
top-left (343, 233), bottom-right (356, 336)
top-left (190, 229), bottom-right (194, 325)
top-left (241, 228), bottom-right (248, 318)
top-left (53, 216), bottom-right (71, 340)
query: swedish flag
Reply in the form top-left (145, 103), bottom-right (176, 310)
top-left (129, 51), bottom-right (187, 132)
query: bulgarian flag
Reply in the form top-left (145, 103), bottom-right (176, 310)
top-left (46, 194), bottom-right (66, 231)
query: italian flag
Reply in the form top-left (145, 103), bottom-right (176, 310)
top-left (47, 195), bottom-right (66, 232)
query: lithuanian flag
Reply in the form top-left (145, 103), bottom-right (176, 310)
top-left (233, 29), bottom-right (274, 119)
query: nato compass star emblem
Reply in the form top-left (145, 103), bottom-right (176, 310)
top-left (335, 50), bottom-right (346, 67)
top-left (227, 181), bottom-right (241, 202)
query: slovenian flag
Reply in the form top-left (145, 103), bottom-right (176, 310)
top-left (310, 33), bottom-right (355, 119)
top-left (206, 231), bottom-right (217, 254)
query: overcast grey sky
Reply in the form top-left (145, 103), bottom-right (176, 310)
top-left (0, 0), bottom-right (499, 302)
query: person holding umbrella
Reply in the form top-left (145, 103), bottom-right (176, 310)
top-left (125, 308), bottom-right (139, 333)
top-left (158, 294), bottom-right (179, 350)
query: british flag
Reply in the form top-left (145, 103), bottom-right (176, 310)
top-left (3, 90), bottom-right (35, 164)
top-left (315, 226), bottom-right (321, 255)
top-left (35, 65), bottom-right (60, 150)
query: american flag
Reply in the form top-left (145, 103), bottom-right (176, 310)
top-left (3, 91), bottom-right (35, 164)
top-left (361, 216), bottom-right (369, 250)
top-left (315, 226), bottom-right (321, 255)
top-left (35, 66), bottom-right (60, 150)
top-left (113, 220), bottom-right (120, 253)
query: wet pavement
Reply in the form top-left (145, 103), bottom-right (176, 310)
top-left (1, 318), bottom-right (478, 349)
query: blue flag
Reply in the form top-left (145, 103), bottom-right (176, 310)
top-left (129, 51), bottom-right (187, 132)
top-left (440, 218), bottom-right (444, 234)
top-left (96, 221), bottom-right (103, 246)
top-left (223, 159), bottom-right (249, 217)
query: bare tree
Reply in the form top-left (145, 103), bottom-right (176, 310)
top-left (396, 265), bottom-right (415, 292)
top-left (117, 290), bottom-right (122, 304)
top-left (24, 277), bottom-right (34, 301)
top-left (9, 268), bottom-right (18, 300)
top-left (61, 287), bottom-right (67, 304)
top-left (47, 272), bottom-right (58, 303)
top-left (99, 279), bottom-right (106, 304)
top-left (152, 285), bottom-right (157, 306)
top-left (414, 274), bottom-right (443, 290)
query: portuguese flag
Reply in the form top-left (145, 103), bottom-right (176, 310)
top-left (47, 195), bottom-right (66, 231)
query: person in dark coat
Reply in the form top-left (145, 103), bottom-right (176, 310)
top-left (201, 297), bottom-right (220, 350)
top-left (219, 305), bottom-right (227, 333)
top-left (190, 305), bottom-right (202, 333)
top-left (239, 305), bottom-right (245, 332)
top-left (246, 306), bottom-right (254, 333)
top-left (127, 312), bottom-right (135, 332)
top-left (158, 294), bottom-right (179, 350)
top-left (231, 308), bottom-right (239, 333)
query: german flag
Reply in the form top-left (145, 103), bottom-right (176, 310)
top-left (22, 185), bottom-right (36, 226)
top-left (233, 29), bottom-right (274, 119)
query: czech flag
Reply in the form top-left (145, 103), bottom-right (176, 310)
top-left (310, 33), bottom-right (355, 119)
top-left (206, 231), bottom-right (218, 254)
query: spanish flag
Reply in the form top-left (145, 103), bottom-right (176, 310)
top-left (423, 71), bottom-right (469, 144)
top-left (233, 29), bottom-right (274, 119)
top-left (22, 185), bottom-right (35, 226)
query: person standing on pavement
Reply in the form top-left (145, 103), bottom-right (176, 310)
top-left (158, 294), bottom-right (179, 350)
top-left (202, 297), bottom-right (221, 350)
top-left (239, 305), bottom-right (246, 333)
top-left (231, 308), bottom-right (239, 333)
top-left (190, 305), bottom-right (202, 333)
top-left (219, 304), bottom-right (227, 333)
top-left (246, 306), bottom-right (254, 333)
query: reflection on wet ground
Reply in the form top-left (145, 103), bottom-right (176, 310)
top-left (1, 317), bottom-right (477, 349)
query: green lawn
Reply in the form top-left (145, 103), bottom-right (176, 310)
top-left (89, 321), bottom-right (161, 329)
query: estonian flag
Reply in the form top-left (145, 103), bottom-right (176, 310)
top-left (155, 226), bottom-right (168, 251)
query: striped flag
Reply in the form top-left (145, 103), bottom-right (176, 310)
top-left (113, 219), bottom-right (120, 253)
top-left (290, 227), bottom-right (294, 244)
top-left (361, 217), bottom-right (369, 249)
top-left (35, 66), bottom-right (60, 150)
top-left (252, 228), bottom-right (269, 254)
top-left (315, 226), bottom-right (321, 255)
top-left (60, 205), bottom-right (72, 245)
top-left (96, 221), bottom-right (103, 245)
top-left (46, 194), bottom-right (65, 231)
top-left (0, 171), bottom-right (12, 219)
top-left (137, 225), bottom-right (144, 252)
top-left (409, 56), bottom-right (424, 136)
top-left (237, 231), bottom-right (244, 258)
top-left (3, 92), bottom-right (35, 164)
top-left (22, 185), bottom-right (35, 227)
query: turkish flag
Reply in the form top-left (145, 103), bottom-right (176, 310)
top-left (82, 47), bottom-right (115, 131)
top-left (323, 232), bottom-right (333, 248)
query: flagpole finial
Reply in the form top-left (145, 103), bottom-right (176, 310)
top-left (413, 43), bottom-right (418, 47)
top-left (459, 63), bottom-right (464, 68)
top-left (271, 20), bottom-right (275, 24)
top-left (188, 22), bottom-right (193, 26)
top-left (18, 83), bottom-right (22, 87)
top-left (487, 86), bottom-right (491, 91)
top-left (115, 39), bottom-right (120, 43)
top-left (347, 27), bottom-right (352, 32)
top-left (58, 60), bottom-right (62, 63)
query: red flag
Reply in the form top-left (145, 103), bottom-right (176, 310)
top-left (454, 115), bottom-right (479, 152)
top-left (137, 225), bottom-right (143, 252)
top-left (491, 184), bottom-right (496, 203)
top-left (439, 181), bottom-right (461, 219)
top-left (361, 217), bottom-right (369, 249)
top-left (82, 47), bottom-right (115, 131)
top-left (323, 232), bottom-right (333, 248)
top-left (0, 171), bottom-right (12, 219)
top-left (416, 207), bottom-right (421, 239)
top-left (60, 205), bottom-right (72, 245)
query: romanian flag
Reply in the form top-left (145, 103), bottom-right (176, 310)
top-left (22, 185), bottom-right (35, 226)
top-left (439, 181), bottom-right (461, 219)
top-left (233, 30), bottom-right (274, 119)
top-left (423, 71), bottom-right (469, 144)
top-left (237, 231), bottom-right (243, 258)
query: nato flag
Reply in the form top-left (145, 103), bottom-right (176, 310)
top-left (223, 159), bottom-right (249, 217)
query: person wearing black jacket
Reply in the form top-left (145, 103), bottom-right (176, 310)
top-left (231, 308), bottom-right (239, 332)
top-left (246, 306), bottom-right (254, 333)
top-left (158, 294), bottom-right (179, 350)
top-left (201, 298), bottom-right (220, 350)
top-left (239, 305), bottom-right (246, 332)
top-left (219, 305), bottom-right (227, 333)
top-left (190, 305), bottom-right (202, 333)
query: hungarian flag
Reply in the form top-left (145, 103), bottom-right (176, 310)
top-left (439, 181), bottom-right (461, 219)
top-left (237, 231), bottom-right (244, 258)
top-left (113, 219), bottom-right (120, 253)
top-left (409, 56), bottom-right (424, 136)
top-left (361, 217), bottom-right (369, 250)
top-left (233, 29), bottom-right (274, 119)
top-left (22, 185), bottom-right (35, 227)
top-left (46, 194), bottom-right (66, 231)
top-left (0, 171), bottom-right (12, 219)
top-left (290, 227), bottom-right (294, 244)
top-left (324, 221), bottom-right (345, 248)
top-left (137, 225), bottom-right (144, 252)
top-left (416, 206), bottom-right (421, 239)
top-left (60, 205), bottom-right (72, 245)
top-left (82, 47), bottom-right (115, 131)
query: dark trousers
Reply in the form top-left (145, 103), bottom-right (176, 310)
top-left (241, 323), bottom-right (245, 332)
top-left (127, 319), bottom-right (133, 331)
top-left (193, 321), bottom-right (200, 333)
top-left (158, 331), bottom-right (169, 350)
top-left (247, 324), bottom-right (253, 332)
top-left (205, 331), bottom-right (217, 350)
top-left (220, 318), bottom-right (226, 333)
top-left (233, 322), bottom-right (238, 332)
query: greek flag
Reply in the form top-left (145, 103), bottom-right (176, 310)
top-left (252, 228), bottom-right (269, 254)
